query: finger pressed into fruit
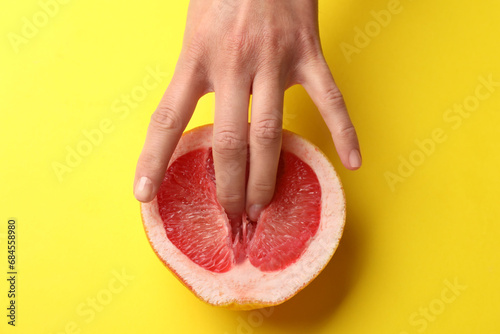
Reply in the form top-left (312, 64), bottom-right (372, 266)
top-left (212, 80), bottom-right (251, 215)
top-left (247, 73), bottom-right (284, 221)
top-left (300, 57), bottom-right (362, 170)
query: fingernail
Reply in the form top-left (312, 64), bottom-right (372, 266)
top-left (248, 204), bottom-right (263, 222)
top-left (134, 176), bottom-right (153, 202)
top-left (349, 149), bottom-right (362, 169)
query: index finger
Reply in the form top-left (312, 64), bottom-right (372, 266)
top-left (134, 67), bottom-right (204, 202)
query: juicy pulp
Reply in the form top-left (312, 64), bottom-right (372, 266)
top-left (156, 148), bottom-right (322, 273)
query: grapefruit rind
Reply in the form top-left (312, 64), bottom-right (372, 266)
top-left (141, 124), bottom-right (346, 310)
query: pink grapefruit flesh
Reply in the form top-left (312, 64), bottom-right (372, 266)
top-left (141, 124), bottom-right (345, 309)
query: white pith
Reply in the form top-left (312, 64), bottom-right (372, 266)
top-left (141, 125), bottom-right (346, 307)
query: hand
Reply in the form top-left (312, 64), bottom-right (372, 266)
top-left (133, 0), bottom-right (361, 221)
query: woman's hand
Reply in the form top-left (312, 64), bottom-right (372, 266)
top-left (133, 0), bottom-right (361, 221)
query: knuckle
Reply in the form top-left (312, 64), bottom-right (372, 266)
top-left (259, 28), bottom-right (281, 50)
top-left (150, 104), bottom-right (182, 132)
top-left (250, 180), bottom-right (275, 196)
top-left (257, 39), bottom-right (288, 70)
top-left (184, 35), bottom-right (207, 60)
top-left (183, 40), bottom-right (209, 75)
top-left (217, 191), bottom-right (244, 210)
top-left (296, 29), bottom-right (318, 48)
top-left (295, 29), bottom-right (322, 60)
top-left (213, 129), bottom-right (247, 157)
top-left (219, 31), bottom-right (258, 73)
top-left (322, 87), bottom-right (346, 109)
top-left (222, 32), bottom-right (249, 56)
top-left (256, 26), bottom-right (295, 69)
top-left (252, 117), bottom-right (282, 145)
top-left (336, 123), bottom-right (357, 141)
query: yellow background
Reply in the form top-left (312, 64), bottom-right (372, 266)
top-left (1, 0), bottom-right (499, 333)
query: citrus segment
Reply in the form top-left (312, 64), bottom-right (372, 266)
top-left (248, 151), bottom-right (321, 271)
top-left (157, 148), bottom-right (233, 273)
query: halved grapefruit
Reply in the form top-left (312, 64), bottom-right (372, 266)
top-left (141, 124), bottom-right (345, 310)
